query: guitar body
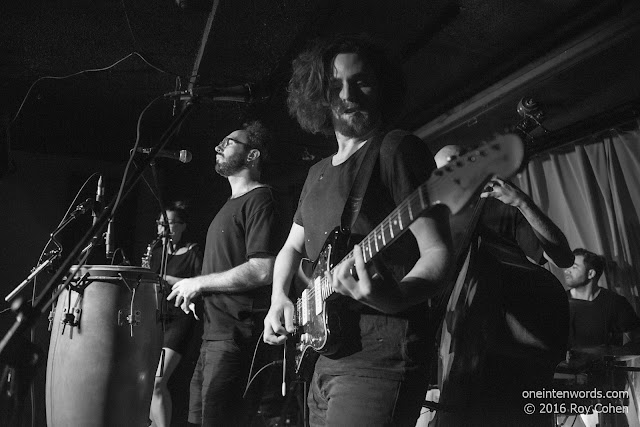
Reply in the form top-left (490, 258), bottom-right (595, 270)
top-left (290, 134), bottom-right (525, 375)
top-left (293, 227), bottom-right (350, 374)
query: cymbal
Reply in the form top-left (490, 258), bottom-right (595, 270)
top-left (571, 345), bottom-right (640, 362)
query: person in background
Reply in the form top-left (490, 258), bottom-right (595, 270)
top-left (168, 120), bottom-right (284, 427)
top-left (565, 248), bottom-right (640, 347)
top-left (563, 248), bottom-right (640, 427)
top-left (148, 201), bottom-right (203, 427)
top-left (431, 144), bottom-right (573, 427)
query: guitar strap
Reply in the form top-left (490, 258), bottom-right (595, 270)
top-left (340, 130), bottom-right (411, 232)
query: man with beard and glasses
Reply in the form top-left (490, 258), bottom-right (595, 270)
top-left (263, 34), bottom-right (452, 426)
top-left (168, 120), bottom-right (284, 427)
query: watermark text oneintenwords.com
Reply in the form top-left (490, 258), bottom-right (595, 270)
top-left (521, 388), bottom-right (629, 415)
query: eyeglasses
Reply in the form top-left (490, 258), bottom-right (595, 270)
top-left (156, 220), bottom-right (184, 226)
top-left (217, 137), bottom-right (247, 150)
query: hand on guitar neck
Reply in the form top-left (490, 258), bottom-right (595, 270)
top-left (327, 243), bottom-right (373, 302)
top-left (264, 134), bottom-right (525, 374)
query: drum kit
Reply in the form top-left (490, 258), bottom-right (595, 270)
top-left (553, 344), bottom-right (640, 427)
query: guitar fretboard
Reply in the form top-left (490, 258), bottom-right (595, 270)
top-left (298, 177), bottom-right (436, 316)
top-left (295, 138), bottom-right (520, 321)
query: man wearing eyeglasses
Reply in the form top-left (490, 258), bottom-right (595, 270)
top-left (168, 120), bottom-right (284, 427)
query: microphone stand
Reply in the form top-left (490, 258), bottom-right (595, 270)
top-left (3, 197), bottom-right (91, 304)
top-left (0, 100), bottom-right (196, 426)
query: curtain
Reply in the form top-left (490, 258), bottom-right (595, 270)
top-left (516, 121), bottom-right (640, 311)
top-left (516, 120), bottom-right (640, 427)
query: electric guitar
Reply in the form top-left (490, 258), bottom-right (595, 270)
top-left (292, 134), bottom-right (525, 374)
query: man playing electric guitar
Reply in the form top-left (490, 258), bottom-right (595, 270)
top-left (263, 34), bottom-right (453, 426)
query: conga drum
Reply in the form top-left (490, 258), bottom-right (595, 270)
top-left (46, 265), bottom-right (163, 427)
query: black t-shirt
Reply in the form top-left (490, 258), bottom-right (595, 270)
top-left (149, 243), bottom-right (203, 279)
top-left (201, 186), bottom-right (283, 341)
top-left (293, 129), bottom-right (437, 379)
top-left (448, 197), bottom-right (545, 265)
top-left (294, 130), bottom-right (433, 280)
top-left (478, 198), bottom-right (545, 263)
top-left (150, 243), bottom-right (203, 318)
top-left (568, 287), bottom-right (640, 347)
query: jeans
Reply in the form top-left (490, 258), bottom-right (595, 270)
top-left (308, 370), bottom-right (428, 427)
top-left (188, 339), bottom-right (262, 427)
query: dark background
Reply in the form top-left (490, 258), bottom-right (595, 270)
top-left (1, 0), bottom-right (640, 425)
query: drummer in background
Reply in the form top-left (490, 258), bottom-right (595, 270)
top-left (148, 201), bottom-right (203, 427)
top-left (564, 248), bottom-right (640, 427)
top-left (565, 248), bottom-right (640, 348)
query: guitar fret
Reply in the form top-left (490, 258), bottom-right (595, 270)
top-left (293, 135), bottom-right (524, 375)
top-left (373, 230), bottom-right (379, 253)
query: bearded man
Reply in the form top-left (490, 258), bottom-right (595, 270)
top-left (263, 35), bottom-right (452, 426)
top-left (168, 120), bottom-right (284, 426)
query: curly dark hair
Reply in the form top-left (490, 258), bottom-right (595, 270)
top-left (287, 34), bottom-right (406, 136)
top-left (573, 248), bottom-right (605, 284)
top-left (241, 120), bottom-right (270, 169)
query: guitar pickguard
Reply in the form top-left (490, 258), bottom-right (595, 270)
top-left (293, 227), bottom-right (349, 373)
top-left (290, 135), bottom-right (525, 375)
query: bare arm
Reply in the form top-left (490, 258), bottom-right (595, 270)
top-left (167, 256), bottom-right (274, 314)
top-left (162, 275), bottom-right (184, 286)
top-left (332, 206), bottom-right (451, 314)
top-left (481, 177), bottom-right (573, 268)
top-left (263, 223), bottom-right (306, 345)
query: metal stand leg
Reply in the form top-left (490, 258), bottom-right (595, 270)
top-left (278, 378), bottom-right (308, 427)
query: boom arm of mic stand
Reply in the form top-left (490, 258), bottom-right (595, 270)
top-left (0, 101), bottom-right (196, 363)
top-left (3, 206), bottom-right (81, 303)
top-left (4, 252), bottom-right (59, 303)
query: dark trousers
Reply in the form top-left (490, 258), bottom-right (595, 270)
top-left (307, 369), bottom-right (428, 427)
top-left (188, 338), bottom-right (263, 427)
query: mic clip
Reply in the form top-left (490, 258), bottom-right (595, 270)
top-left (69, 198), bottom-right (94, 219)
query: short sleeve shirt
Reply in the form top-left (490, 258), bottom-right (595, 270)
top-left (201, 186), bottom-right (283, 340)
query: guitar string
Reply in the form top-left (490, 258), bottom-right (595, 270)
top-left (302, 182), bottom-right (429, 303)
top-left (300, 144), bottom-right (505, 303)
top-left (296, 143), bottom-right (511, 326)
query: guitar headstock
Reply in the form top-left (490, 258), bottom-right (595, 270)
top-left (429, 134), bottom-right (524, 215)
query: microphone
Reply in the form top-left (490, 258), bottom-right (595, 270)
top-left (105, 219), bottom-right (115, 259)
top-left (163, 83), bottom-right (267, 103)
top-left (516, 98), bottom-right (540, 119)
top-left (93, 175), bottom-right (104, 226)
top-left (135, 147), bottom-right (193, 164)
top-left (516, 97), bottom-right (550, 134)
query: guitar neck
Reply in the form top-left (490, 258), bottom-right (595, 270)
top-left (313, 135), bottom-right (524, 304)
top-left (316, 180), bottom-right (434, 300)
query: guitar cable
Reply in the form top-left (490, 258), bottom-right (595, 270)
top-left (242, 331), bottom-right (284, 399)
